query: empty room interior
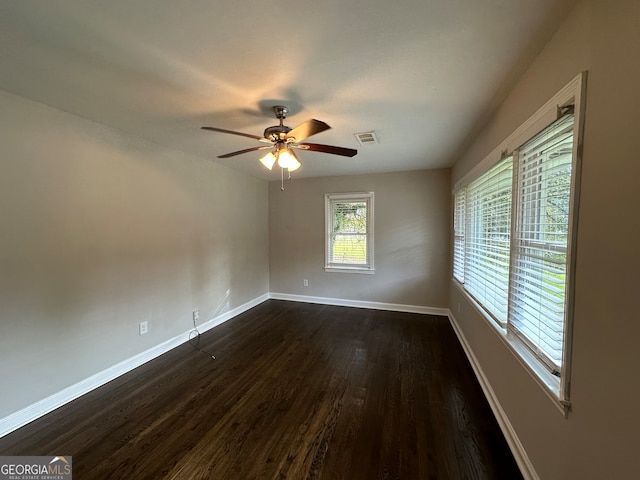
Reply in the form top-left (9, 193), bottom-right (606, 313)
top-left (1, 1), bottom-right (639, 479)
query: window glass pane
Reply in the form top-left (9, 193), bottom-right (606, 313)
top-left (331, 201), bottom-right (368, 265)
top-left (331, 234), bottom-right (367, 264)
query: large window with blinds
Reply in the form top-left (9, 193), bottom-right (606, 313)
top-left (452, 73), bottom-right (585, 406)
top-left (509, 115), bottom-right (575, 374)
top-left (463, 158), bottom-right (513, 326)
top-left (325, 192), bottom-right (374, 273)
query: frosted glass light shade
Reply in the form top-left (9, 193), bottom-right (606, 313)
top-left (259, 152), bottom-right (276, 170)
top-left (277, 148), bottom-right (301, 171)
top-left (287, 156), bottom-right (301, 171)
top-left (277, 149), bottom-right (295, 169)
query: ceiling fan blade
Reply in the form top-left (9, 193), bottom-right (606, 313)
top-left (201, 126), bottom-right (262, 140)
top-left (297, 142), bottom-right (358, 157)
top-left (217, 146), bottom-right (271, 159)
top-left (285, 119), bottom-right (331, 142)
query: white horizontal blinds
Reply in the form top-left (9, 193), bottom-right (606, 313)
top-left (453, 188), bottom-right (466, 282)
top-left (329, 199), bottom-right (369, 266)
top-left (509, 114), bottom-right (575, 371)
top-left (464, 157), bottom-right (513, 326)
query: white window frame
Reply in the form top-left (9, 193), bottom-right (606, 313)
top-left (324, 192), bottom-right (375, 274)
top-left (452, 72), bottom-right (586, 415)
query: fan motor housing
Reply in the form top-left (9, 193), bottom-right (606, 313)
top-left (263, 125), bottom-right (292, 142)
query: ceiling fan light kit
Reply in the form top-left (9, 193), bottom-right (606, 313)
top-left (201, 105), bottom-right (357, 188)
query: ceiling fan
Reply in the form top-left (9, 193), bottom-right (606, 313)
top-left (201, 105), bottom-right (357, 173)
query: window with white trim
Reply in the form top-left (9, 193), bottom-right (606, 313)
top-left (452, 73), bottom-right (585, 409)
top-left (509, 114), bottom-right (575, 374)
top-left (453, 189), bottom-right (465, 283)
top-left (325, 192), bottom-right (374, 273)
top-left (463, 157), bottom-right (513, 326)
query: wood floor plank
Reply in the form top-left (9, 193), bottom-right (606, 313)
top-left (0, 300), bottom-right (522, 479)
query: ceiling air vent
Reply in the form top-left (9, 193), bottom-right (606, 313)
top-left (354, 131), bottom-right (379, 146)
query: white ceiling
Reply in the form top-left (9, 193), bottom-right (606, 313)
top-left (0, 1), bottom-right (575, 180)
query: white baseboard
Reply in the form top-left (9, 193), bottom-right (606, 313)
top-left (269, 292), bottom-right (449, 316)
top-left (447, 310), bottom-right (538, 480)
top-left (0, 293), bottom-right (269, 439)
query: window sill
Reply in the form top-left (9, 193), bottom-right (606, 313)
top-left (453, 280), bottom-right (570, 417)
top-left (324, 266), bottom-right (375, 275)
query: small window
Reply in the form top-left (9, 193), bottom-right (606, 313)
top-left (325, 192), bottom-right (374, 273)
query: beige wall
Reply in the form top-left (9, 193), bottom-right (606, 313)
top-left (451, 1), bottom-right (640, 478)
top-left (0, 91), bottom-right (269, 418)
top-left (269, 169), bottom-right (450, 309)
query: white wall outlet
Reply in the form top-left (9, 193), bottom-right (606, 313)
top-left (303, 279), bottom-right (309, 287)
top-left (139, 320), bottom-right (149, 335)
top-left (193, 309), bottom-right (200, 324)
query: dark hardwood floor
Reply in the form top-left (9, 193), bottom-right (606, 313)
top-left (0, 300), bottom-right (523, 479)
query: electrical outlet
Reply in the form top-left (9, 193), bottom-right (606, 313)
top-left (303, 279), bottom-right (309, 287)
top-left (139, 321), bottom-right (149, 335)
top-left (193, 309), bottom-right (200, 324)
